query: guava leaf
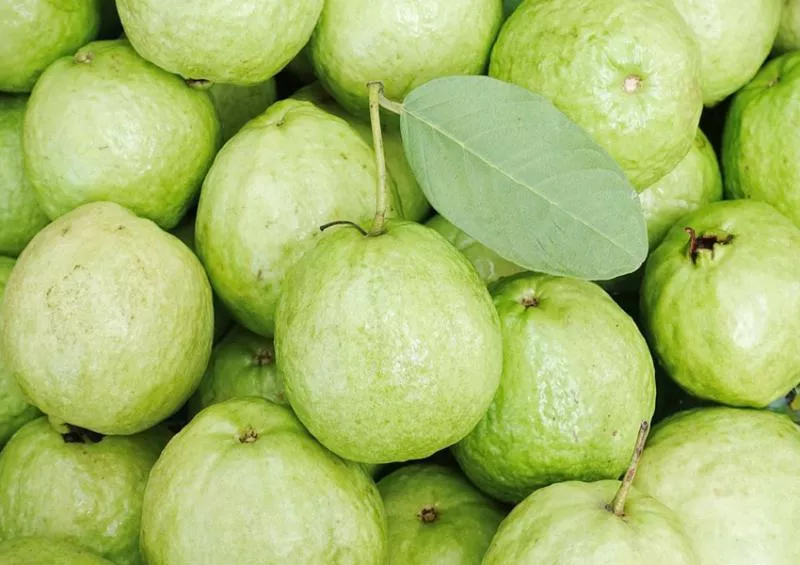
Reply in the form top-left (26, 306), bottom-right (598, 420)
top-left (399, 75), bottom-right (648, 281)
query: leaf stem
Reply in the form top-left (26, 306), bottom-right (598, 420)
top-left (367, 81), bottom-right (389, 236)
top-left (609, 420), bottom-right (650, 517)
top-left (378, 94), bottom-right (404, 116)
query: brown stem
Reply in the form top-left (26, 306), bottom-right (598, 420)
top-left (610, 420), bottom-right (650, 517)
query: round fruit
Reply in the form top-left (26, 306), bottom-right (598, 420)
top-left (490, 0), bottom-right (703, 189)
top-left (723, 51), bottom-right (800, 227)
top-left (140, 397), bottom-right (387, 565)
top-left (116, 0), bottom-right (323, 85)
top-left (309, 0), bottom-right (503, 121)
top-left (453, 273), bottom-right (655, 503)
top-left (0, 417), bottom-right (170, 565)
top-left (378, 463), bottom-right (505, 564)
top-left (275, 221), bottom-right (503, 464)
top-left (208, 79), bottom-right (278, 143)
top-left (0, 0), bottom-right (101, 93)
top-left (0, 536), bottom-right (114, 565)
top-left (774, 0), bottom-right (800, 54)
top-left (0, 201), bottom-right (214, 435)
top-left (0, 95), bottom-right (49, 257)
top-left (22, 39), bottom-right (220, 230)
top-left (636, 407), bottom-right (800, 565)
top-left (640, 200), bottom-right (800, 407)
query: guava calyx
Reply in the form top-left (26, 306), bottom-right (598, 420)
top-left (73, 51), bottom-right (94, 65)
top-left (623, 74), bottom-right (643, 94)
top-left (238, 427), bottom-right (259, 444)
top-left (253, 347), bottom-right (274, 366)
top-left (417, 505), bottom-right (438, 524)
top-left (520, 294), bottom-right (539, 308)
top-left (62, 424), bottom-right (104, 444)
top-left (684, 227), bottom-right (734, 264)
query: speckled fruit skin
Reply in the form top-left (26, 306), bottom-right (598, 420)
top-left (0, 418), bottom-right (170, 565)
top-left (116, 0), bottom-right (323, 85)
top-left (275, 221), bottom-right (503, 464)
top-left (0, 202), bottom-right (214, 435)
top-left (140, 397), bottom-right (387, 565)
top-left (0, 536), bottom-right (115, 565)
top-left (0, 0), bottom-right (101, 93)
top-left (775, 0), bottom-right (800, 54)
top-left (723, 52), bottom-right (800, 228)
top-left (453, 273), bottom-right (655, 503)
top-left (636, 407), bottom-right (800, 565)
top-left (640, 200), bottom-right (800, 408)
top-left (208, 79), bottom-right (277, 143)
top-left (22, 40), bottom-right (220, 230)
top-left (482, 480), bottom-right (699, 564)
top-left (309, 0), bottom-right (503, 122)
top-left (490, 0), bottom-right (703, 189)
top-left (377, 464), bottom-right (505, 565)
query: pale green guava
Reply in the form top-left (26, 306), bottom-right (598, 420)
top-left (0, 202), bottom-right (214, 435)
top-left (0, 0), bottom-right (101, 92)
top-left (116, 0), bottom-right (323, 85)
top-left (723, 51), bottom-right (800, 227)
top-left (378, 463), bottom-right (505, 564)
top-left (490, 0), bottom-right (703, 189)
top-left (0, 417), bottom-right (170, 565)
top-left (640, 200), bottom-right (800, 407)
top-left (140, 397), bottom-right (387, 565)
top-left (636, 407), bottom-right (800, 565)
top-left (22, 39), bottom-right (220, 230)
top-left (453, 273), bottom-right (655, 503)
top-left (309, 0), bottom-right (503, 121)
top-left (669, 0), bottom-right (781, 106)
top-left (0, 536), bottom-right (114, 565)
top-left (275, 220), bottom-right (503, 464)
top-left (774, 0), bottom-right (800, 54)
top-left (208, 79), bottom-right (278, 143)
top-left (0, 95), bottom-right (49, 257)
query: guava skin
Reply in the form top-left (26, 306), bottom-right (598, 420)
top-left (453, 273), bottom-right (655, 503)
top-left (0, 96), bottom-right (49, 257)
top-left (0, 0), bottom-right (101, 93)
top-left (0, 202), bottom-right (214, 435)
top-left (116, 0), bottom-right (323, 85)
top-left (275, 221), bottom-right (503, 464)
top-left (774, 0), bottom-right (800, 54)
top-left (22, 40), bottom-right (220, 230)
top-left (723, 52), bottom-right (800, 228)
top-left (0, 417), bottom-right (170, 565)
top-left (377, 464), bottom-right (505, 565)
top-left (640, 200), bottom-right (800, 407)
top-left (482, 480), bottom-right (699, 564)
top-left (208, 79), bottom-right (278, 143)
top-left (140, 397), bottom-right (387, 565)
top-left (636, 407), bottom-right (800, 565)
top-left (0, 536), bottom-right (115, 565)
top-left (490, 0), bottom-right (703, 189)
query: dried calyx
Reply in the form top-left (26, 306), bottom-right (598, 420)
top-left (685, 227), bottom-right (733, 264)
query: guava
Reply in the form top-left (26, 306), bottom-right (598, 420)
top-left (636, 407), bottom-right (800, 565)
top-left (0, 202), bottom-right (214, 435)
top-left (22, 39), bottom-right (220, 230)
top-left (140, 397), bottom-right (387, 565)
top-left (377, 463), bottom-right (505, 564)
top-left (0, 95), bottom-right (49, 257)
top-left (640, 200), bottom-right (800, 407)
top-left (208, 79), bottom-right (278, 144)
top-left (453, 273), bottom-right (655, 503)
top-left (309, 0), bottom-right (503, 122)
top-left (490, 0), bottom-right (703, 189)
top-left (722, 51), bottom-right (800, 227)
top-left (668, 0), bottom-right (781, 106)
top-left (774, 0), bottom-right (800, 54)
top-left (116, 0), bottom-right (323, 85)
top-left (0, 536), bottom-right (114, 565)
top-left (0, 0), bottom-right (101, 93)
top-left (275, 220), bottom-right (503, 464)
top-left (0, 417), bottom-right (170, 565)
top-left (187, 325), bottom-right (284, 417)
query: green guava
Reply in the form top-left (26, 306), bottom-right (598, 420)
top-left (669, 0), bottom-right (781, 106)
top-left (140, 397), bottom-right (387, 565)
top-left (309, 0), bottom-right (503, 122)
top-left (116, 0), bottom-right (323, 85)
top-left (723, 51), bottom-right (800, 227)
top-left (0, 201), bottom-right (214, 435)
top-left (275, 220), bottom-right (503, 464)
top-left (0, 0), bottom-right (101, 93)
top-left (208, 79), bottom-right (278, 144)
top-left (453, 273), bottom-right (655, 503)
top-left (22, 39), bottom-right (220, 230)
top-left (0, 95), bottom-right (49, 257)
top-left (636, 407), bottom-right (800, 565)
top-left (0, 417), bottom-right (170, 565)
top-left (490, 0), bottom-right (703, 189)
top-left (0, 537), bottom-right (114, 565)
top-left (774, 0), bottom-right (800, 54)
top-left (640, 200), bottom-right (800, 407)
top-left (377, 463), bottom-right (505, 564)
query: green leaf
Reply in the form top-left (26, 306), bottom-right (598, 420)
top-left (399, 75), bottom-right (648, 281)
top-left (503, 0), bottom-right (524, 17)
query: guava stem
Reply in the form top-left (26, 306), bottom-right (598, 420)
top-left (610, 420), bottom-right (650, 517)
top-left (367, 81), bottom-right (389, 237)
top-left (319, 220), bottom-right (367, 236)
